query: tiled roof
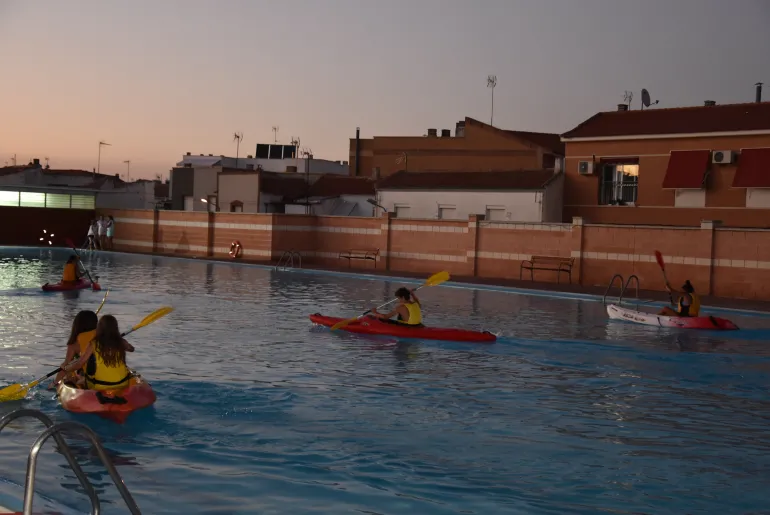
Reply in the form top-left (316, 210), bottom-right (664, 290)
top-left (260, 173), bottom-right (307, 197)
top-left (377, 169), bottom-right (559, 190)
top-left (562, 102), bottom-right (770, 139)
top-left (308, 175), bottom-right (375, 197)
top-left (506, 130), bottom-right (565, 155)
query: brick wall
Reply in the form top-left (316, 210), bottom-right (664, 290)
top-left (96, 208), bottom-right (770, 301)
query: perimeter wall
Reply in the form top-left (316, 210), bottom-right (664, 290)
top-left (97, 208), bottom-right (770, 301)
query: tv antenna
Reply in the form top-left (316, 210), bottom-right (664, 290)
top-left (44, 157), bottom-right (50, 168)
top-left (272, 126), bottom-right (279, 143)
top-left (487, 75), bottom-right (497, 126)
top-left (641, 88), bottom-right (659, 110)
top-left (233, 131), bottom-right (244, 167)
top-left (395, 152), bottom-right (408, 172)
top-left (623, 90), bottom-right (633, 109)
top-left (290, 137), bottom-right (301, 158)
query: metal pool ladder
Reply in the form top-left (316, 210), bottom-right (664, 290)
top-left (602, 274), bottom-right (640, 308)
top-left (275, 250), bottom-right (302, 270)
top-left (0, 408), bottom-right (141, 515)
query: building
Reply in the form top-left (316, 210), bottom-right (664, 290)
top-left (561, 96), bottom-right (770, 227)
top-left (216, 169), bottom-right (307, 213)
top-left (170, 149), bottom-right (349, 211)
top-left (375, 169), bottom-right (564, 222)
top-left (349, 117), bottom-right (564, 179)
top-left (284, 175), bottom-right (376, 216)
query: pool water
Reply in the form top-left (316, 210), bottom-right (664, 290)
top-left (0, 247), bottom-right (769, 514)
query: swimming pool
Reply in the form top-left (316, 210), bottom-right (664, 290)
top-left (1, 247), bottom-right (769, 514)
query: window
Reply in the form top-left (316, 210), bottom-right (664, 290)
top-left (746, 188), bottom-right (770, 208)
top-left (45, 193), bottom-right (71, 208)
top-left (183, 196), bottom-right (194, 211)
top-left (485, 206), bottom-right (507, 221)
top-left (599, 163), bottom-right (638, 205)
top-left (19, 192), bottom-right (45, 208)
top-left (0, 191), bottom-right (19, 207)
top-left (394, 204), bottom-right (410, 218)
top-left (70, 195), bottom-right (95, 210)
top-left (437, 205), bottom-right (456, 219)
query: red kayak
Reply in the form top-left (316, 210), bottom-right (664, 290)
top-left (42, 279), bottom-right (100, 292)
top-left (310, 313), bottom-right (497, 343)
top-left (56, 375), bottom-right (156, 424)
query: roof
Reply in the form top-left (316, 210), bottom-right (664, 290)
top-left (661, 150), bottom-right (710, 189)
top-left (562, 102), bottom-right (770, 140)
top-left (733, 147), bottom-right (770, 188)
top-left (308, 174), bottom-right (375, 197)
top-left (154, 182), bottom-right (169, 198)
top-left (506, 130), bottom-right (565, 155)
top-left (377, 169), bottom-right (560, 191)
top-left (260, 173), bottom-right (307, 197)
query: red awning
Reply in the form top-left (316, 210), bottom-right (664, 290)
top-left (732, 148), bottom-right (770, 188)
top-left (661, 150), bottom-right (710, 189)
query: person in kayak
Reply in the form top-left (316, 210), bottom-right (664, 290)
top-left (659, 280), bottom-right (700, 317)
top-left (50, 310), bottom-right (99, 389)
top-left (61, 315), bottom-right (135, 391)
top-left (61, 255), bottom-right (83, 285)
top-left (371, 287), bottom-right (424, 327)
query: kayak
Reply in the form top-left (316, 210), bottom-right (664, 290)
top-left (607, 304), bottom-right (738, 330)
top-left (56, 374), bottom-right (156, 424)
top-left (42, 278), bottom-right (100, 292)
top-left (309, 313), bottom-right (497, 343)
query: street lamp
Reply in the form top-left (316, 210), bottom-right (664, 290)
top-left (123, 160), bottom-right (131, 182)
top-left (200, 197), bottom-right (218, 212)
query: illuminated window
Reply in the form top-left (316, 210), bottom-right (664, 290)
top-left (70, 195), bottom-right (95, 210)
top-left (19, 192), bottom-right (46, 208)
top-left (45, 193), bottom-right (71, 208)
top-left (0, 191), bottom-right (19, 207)
top-left (599, 163), bottom-right (639, 205)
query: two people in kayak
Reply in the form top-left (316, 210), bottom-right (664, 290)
top-left (659, 280), bottom-right (700, 317)
top-left (371, 287), bottom-right (424, 327)
top-left (51, 311), bottom-right (135, 391)
top-left (62, 255), bottom-right (83, 285)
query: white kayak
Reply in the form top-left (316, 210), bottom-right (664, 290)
top-left (606, 304), bottom-right (738, 330)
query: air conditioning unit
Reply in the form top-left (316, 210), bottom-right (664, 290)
top-left (578, 161), bottom-right (594, 175)
top-left (712, 150), bottom-right (734, 164)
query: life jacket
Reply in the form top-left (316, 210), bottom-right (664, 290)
top-left (677, 293), bottom-right (700, 317)
top-left (62, 263), bottom-right (77, 282)
top-left (71, 329), bottom-right (96, 374)
top-left (396, 302), bottom-right (422, 325)
top-left (85, 342), bottom-right (131, 391)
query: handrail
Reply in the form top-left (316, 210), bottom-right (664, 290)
top-left (275, 250), bottom-right (302, 270)
top-left (602, 274), bottom-right (641, 307)
top-left (24, 421), bottom-right (142, 515)
top-left (623, 274), bottom-right (640, 309)
top-left (602, 274), bottom-right (624, 306)
top-left (0, 409), bottom-right (100, 514)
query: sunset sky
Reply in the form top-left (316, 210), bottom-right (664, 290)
top-left (1, 0), bottom-right (768, 180)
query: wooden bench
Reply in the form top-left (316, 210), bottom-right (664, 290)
top-left (339, 249), bottom-right (379, 268)
top-left (520, 255), bottom-right (575, 283)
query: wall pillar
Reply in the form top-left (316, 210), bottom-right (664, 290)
top-left (152, 208), bottom-right (160, 253)
top-left (701, 219), bottom-right (718, 295)
top-left (468, 214), bottom-right (484, 277)
top-left (206, 211), bottom-right (215, 257)
top-left (571, 216), bottom-right (585, 285)
top-left (381, 211), bottom-right (394, 271)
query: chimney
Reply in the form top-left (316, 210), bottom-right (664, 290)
top-left (704, 100), bottom-right (716, 107)
top-left (186, 152), bottom-right (191, 156)
top-left (455, 121), bottom-right (466, 137)
top-left (355, 126), bottom-right (360, 177)
top-left (617, 104), bottom-right (629, 111)
top-left (33, 158), bottom-right (40, 166)
top-left (247, 155), bottom-right (253, 159)
top-left (427, 128), bottom-right (437, 137)
top-left (756, 82), bottom-right (763, 103)
top-left (441, 129), bottom-right (451, 137)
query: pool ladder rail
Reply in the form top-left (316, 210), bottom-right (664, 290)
top-left (0, 408), bottom-right (141, 515)
top-left (602, 274), bottom-right (641, 309)
top-left (275, 250), bottom-right (302, 271)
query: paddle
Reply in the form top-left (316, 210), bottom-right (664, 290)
top-left (654, 250), bottom-right (674, 304)
top-left (96, 289), bottom-right (110, 315)
top-left (330, 271), bottom-right (450, 331)
top-left (0, 306), bottom-right (173, 402)
top-left (65, 237), bottom-right (99, 290)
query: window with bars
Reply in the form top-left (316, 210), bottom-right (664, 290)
top-left (0, 190), bottom-right (94, 210)
top-left (599, 163), bottom-right (638, 205)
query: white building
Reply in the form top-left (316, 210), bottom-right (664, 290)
top-left (284, 174), bottom-right (376, 216)
top-left (375, 169), bottom-right (564, 222)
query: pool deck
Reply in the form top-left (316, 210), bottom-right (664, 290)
top-left (115, 249), bottom-right (770, 314)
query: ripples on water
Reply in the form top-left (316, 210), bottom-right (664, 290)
top-left (0, 248), bottom-right (768, 514)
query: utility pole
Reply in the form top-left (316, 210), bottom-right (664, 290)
top-left (97, 141), bottom-right (111, 177)
top-left (123, 160), bottom-right (131, 182)
top-left (487, 75), bottom-right (497, 126)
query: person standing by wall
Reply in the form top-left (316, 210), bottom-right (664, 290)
top-left (105, 215), bottom-right (115, 250)
top-left (97, 216), bottom-right (107, 250)
top-left (87, 220), bottom-right (97, 250)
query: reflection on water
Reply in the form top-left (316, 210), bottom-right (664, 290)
top-left (0, 247), bottom-right (768, 514)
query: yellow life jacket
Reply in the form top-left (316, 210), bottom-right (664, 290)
top-left (85, 342), bottom-right (131, 391)
top-left (677, 293), bottom-right (700, 317)
top-left (62, 263), bottom-right (77, 282)
top-left (397, 302), bottom-right (422, 325)
top-left (72, 329), bottom-right (96, 374)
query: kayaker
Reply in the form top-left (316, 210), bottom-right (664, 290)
top-left (61, 315), bottom-right (135, 391)
top-left (659, 280), bottom-right (700, 317)
top-left (62, 255), bottom-right (83, 285)
top-left (50, 310), bottom-right (98, 389)
top-left (371, 287), bottom-right (424, 327)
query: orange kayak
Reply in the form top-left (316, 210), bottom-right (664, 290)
top-left (56, 375), bottom-right (156, 424)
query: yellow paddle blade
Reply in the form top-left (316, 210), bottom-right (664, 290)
top-left (131, 306), bottom-right (174, 332)
top-left (330, 317), bottom-right (358, 332)
top-left (95, 289), bottom-right (110, 315)
top-left (0, 383), bottom-right (28, 402)
top-left (425, 271), bottom-right (450, 287)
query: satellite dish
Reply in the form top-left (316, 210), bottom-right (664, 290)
top-left (642, 89), bottom-right (651, 107)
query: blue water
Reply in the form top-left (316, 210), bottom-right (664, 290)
top-left (0, 247), bottom-right (769, 514)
